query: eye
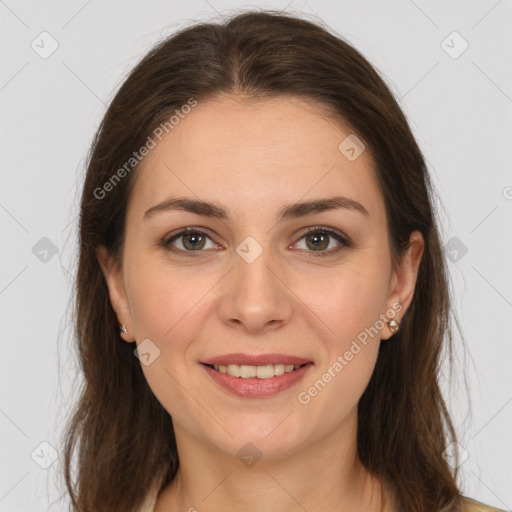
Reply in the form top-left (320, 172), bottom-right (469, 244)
top-left (293, 227), bottom-right (351, 257)
top-left (162, 228), bottom-right (219, 256)
top-left (161, 226), bottom-right (351, 258)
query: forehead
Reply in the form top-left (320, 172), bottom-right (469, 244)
top-left (128, 94), bottom-right (384, 223)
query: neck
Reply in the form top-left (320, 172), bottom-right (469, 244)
top-left (154, 414), bottom-right (386, 512)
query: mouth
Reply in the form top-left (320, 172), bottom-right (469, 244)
top-left (201, 362), bottom-right (312, 379)
top-left (199, 360), bottom-right (314, 398)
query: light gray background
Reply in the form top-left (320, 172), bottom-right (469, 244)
top-left (1, 1), bottom-right (511, 511)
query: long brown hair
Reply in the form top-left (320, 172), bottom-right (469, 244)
top-left (63, 9), bottom-right (467, 511)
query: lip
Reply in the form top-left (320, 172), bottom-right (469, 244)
top-left (201, 353), bottom-right (312, 366)
top-left (200, 361), bottom-right (314, 398)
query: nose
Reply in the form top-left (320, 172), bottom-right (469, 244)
top-left (219, 246), bottom-right (293, 334)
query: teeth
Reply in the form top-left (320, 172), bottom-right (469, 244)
top-left (212, 363), bottom-right (303, 379)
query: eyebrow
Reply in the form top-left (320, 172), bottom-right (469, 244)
top-left (143, 195), bottom-right (370, 222)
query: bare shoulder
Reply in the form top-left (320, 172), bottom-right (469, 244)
top-left (461, 496), bottom-right (509, 512)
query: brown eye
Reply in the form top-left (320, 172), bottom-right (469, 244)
top-left (181, 232), bottom-right (207, 250)
top-left (304, 232), bottom-right (330, 251)
top-left (295, 227), bottom-right (350, 257)
top-left (163, 228), bottom-right (217, 254)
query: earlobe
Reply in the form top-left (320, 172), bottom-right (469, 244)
top-left (96, 245), bottom-right (135, 343)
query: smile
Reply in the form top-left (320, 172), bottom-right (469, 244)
top-left (205, 363), bottom-right (306, 379)
top-left (201, 362), bottom-right (314, 398)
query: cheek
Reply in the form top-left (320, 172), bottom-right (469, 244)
top-left (296, 260), bottom-right (387, 392)
top-left (127, 267), bottom-right (215, 420)
top-left (295, 283), bottom-right (383, 424)
top-left (126, 258), bottom-right (214, 341)
top-left (300, 260), bottom-right (389, 344)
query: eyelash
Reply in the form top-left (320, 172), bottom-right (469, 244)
top-left (161, 226), bottom-right (351, 258)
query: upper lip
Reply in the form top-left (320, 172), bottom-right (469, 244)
top-left (201, 353), bottom-right (313, 366)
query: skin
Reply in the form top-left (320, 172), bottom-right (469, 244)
top-left (97, 94), bottom-right (424, 512)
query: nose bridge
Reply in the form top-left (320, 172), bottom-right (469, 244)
top-left (220, 234), bottom-right (292, 332)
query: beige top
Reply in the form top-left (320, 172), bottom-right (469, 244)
top-left (138, 479), bottom-right (507, 512)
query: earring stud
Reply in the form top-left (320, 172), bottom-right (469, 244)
top-left (120, 324), bottom-right (128, 334)
top-left (388, 319), bottom-right (399, 334)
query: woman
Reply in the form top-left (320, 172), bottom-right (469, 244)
top-left (63, 9), bottom-right (506, 512)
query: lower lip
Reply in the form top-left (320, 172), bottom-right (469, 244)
top-left (200, 363), bottom-right (314, 398)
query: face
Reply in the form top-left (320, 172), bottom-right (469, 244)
top-left (98, 94), bottom-right (423, 459)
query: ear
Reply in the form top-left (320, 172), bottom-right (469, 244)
top-left (381, 230), bottom-right (424, 340)
top-left (96, 245), bottom-right (135, 343)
